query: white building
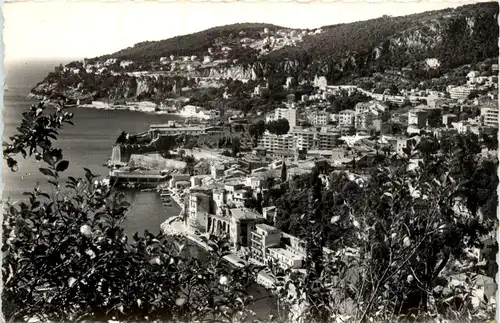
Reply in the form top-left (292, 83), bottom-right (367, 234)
top-left (267, 247), bottom-right (303, 269)
top-left (266, 107), bottom-right (297, 128)
top-left (120, 60), bottom-right (134, 68)
top-left (187, 192), bottom-right (210, 231)
top-left (408, 108), bottom-right (428, 128)
top-left (354, 101), bottom-right (389, 120)
top-left (104, 58), bottom-right (118, 66)
top-left (292, 128), bottom-right (340, 151)
top-left (229, 208), bottom-right (265, 247)
top-left (355, 111), bottom-right (376, 129)
top-left (396, 138), bottom-right (413, 155)
top-left (338, 110), bottom-right (356, 126)
top-left (448, 86), bottom-right (475, 101)
top-left (452, 121), bottom-right (481, 135)
top-left (250, 224), bottom-right (281, 264)
top-left (313, 75), bottom-right (328, 90)
top-left (180, 105), bottom-right (218, 120)
top-left (308, 111), bottom-right (330, 125)
top-left (481, 107), bottom-right (498, 128)
top-left (257, 133), bottom-right (295, 151)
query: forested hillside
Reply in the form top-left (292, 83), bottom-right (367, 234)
top-left (96, 2), bottom-right (498, 84)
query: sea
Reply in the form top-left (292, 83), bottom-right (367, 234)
top-left (2, 59), bottom-right (277, 318)
top-left (2, 59), bottom-right (185, 237)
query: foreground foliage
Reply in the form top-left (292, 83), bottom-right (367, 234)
top-left (2, 103), bottom-right (496, 323)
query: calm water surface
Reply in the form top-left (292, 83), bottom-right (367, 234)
top-left (2, 60), bottom-right (184, 237)
top-left (2, 60), bottom-right (277, 318)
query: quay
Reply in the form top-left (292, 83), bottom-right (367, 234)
top-left (109, 169), bottom-right (169, 188)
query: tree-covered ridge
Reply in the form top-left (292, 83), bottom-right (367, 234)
top-left (261, 2), bottom-right (498, 82)
top-left (94, 2), bottom-right (498, 84)
top-left (99, 23), bottom-right (283, 61)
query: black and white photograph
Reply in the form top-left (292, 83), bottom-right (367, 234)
top-left (2, 1), bottom-right (498, 322)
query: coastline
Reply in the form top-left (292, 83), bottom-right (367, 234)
top-left (157, 187), bottom-right (277, 290)
top-left (80, 102), bottom-right (183, 116)
top-left (28, 93), bottom-right (184, 116)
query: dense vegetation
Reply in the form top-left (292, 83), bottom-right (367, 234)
top-left (92, 2), bottom-right (498, 85)
top-left (98, 23), bottom-right (282, 63)
top-left (4, 100), bottom-right (497, 323)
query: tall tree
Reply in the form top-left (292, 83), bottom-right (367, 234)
top-left (305, 167), bottom-right (325, 280)
top-left (280, 161), bottom-right (287, 183)
top-left (248, 120), bottom-right (266, 146)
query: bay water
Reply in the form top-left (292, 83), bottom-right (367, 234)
top-left (2, 59), bottom-right (184, 237)
top-left (2, 59), bottom-right (277, 318)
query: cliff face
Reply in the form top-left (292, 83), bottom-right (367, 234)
top-left (200, 65), bottom-right (256, 80)
top-left (30, 80), bottom-right (95, 102)
top-left (192, 63), bottom-right (265, 81)
top-left (257, 3), bottom-right (498, 82)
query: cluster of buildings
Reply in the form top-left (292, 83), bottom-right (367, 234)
top-left (169, 156), bottom-right (354, 273)
top-left (179, 105), bottom-right (220, 120)
top-left (259, 28), bottom-right (322, 52)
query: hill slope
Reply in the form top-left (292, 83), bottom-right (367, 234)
top-left (98, 2), bottom-right (498, 84)
top-left (101, 23), bottom-right (284, 63)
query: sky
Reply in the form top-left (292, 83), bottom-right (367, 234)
top-left (2, 0), bottom-right (489, 62)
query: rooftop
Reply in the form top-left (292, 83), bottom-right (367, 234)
top-left (194, 160), bottom-right (209, 168)
top-left (269, 247), bottom-right (302, 261)
top-left (191, 192), bottom-right (209, 198)
top-left (230, 208), bottom-right (264, 221)
top-left (256, 223), bottom-right (280, 233)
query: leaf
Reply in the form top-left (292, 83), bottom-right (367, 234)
top-left (84, 167), bottom-right (94, 181)
top-left (38, 192), bottom-right (50, 199)
top-left (42, 152), bottom-right (55, 166)
top-left (39, 168), bottom-right (56, 178)
top-left (56, 160), bottom-right (69, 172)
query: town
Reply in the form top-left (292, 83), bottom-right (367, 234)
top-left (103, 54), bottom-right (498, 296)
top-left (5, 3), bottom-right (499, 322)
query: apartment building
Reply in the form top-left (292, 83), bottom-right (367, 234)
top-left (308, 111), bottom-right (330, 125)
top-left (338, 110), bottom-right (356, 126)
top-left (267, 247), bottom-right (303, 269)
top-left (229, 208), bottom-right (266, 247)
top-left (250, 224), bottom-right (281, 264)
top-left (448, 86), bottom-right (475, 101)
top-left (481, 107), bottom-right (499, 128)
top-left (257, 133), bottom-right (295, 151)
top-left (355, 111), bottom-right (375, 129)
top-left (187, 192), bottom-right (211, 232)
top-left (408, 108), bottom-right (428, 128)
top-left (292, 128), bottom-right (340, 151)
top-left (355, 101), bottom-right (389, 121)
top-left (266, 107), bottom-right (297, 128)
